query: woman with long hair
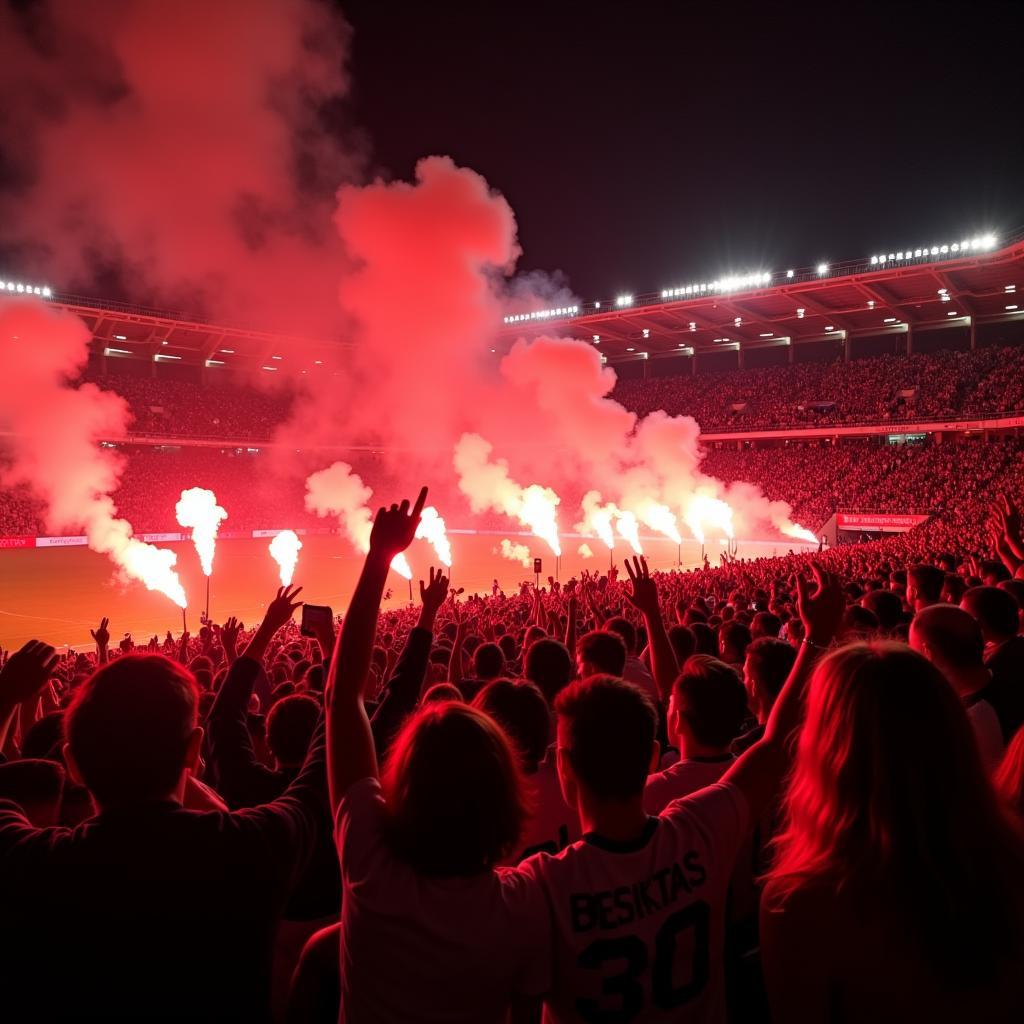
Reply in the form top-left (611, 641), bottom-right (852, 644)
top-left (761, 641), bottom-right (1024, 1022)
top-left (326, 490), bottom-right (549, 1023)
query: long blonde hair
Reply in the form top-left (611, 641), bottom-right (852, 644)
top-left (768, 641), bottom-right (1024, 984)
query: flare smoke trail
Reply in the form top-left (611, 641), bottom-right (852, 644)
top-left (0, 299), bottom-right (186, 606)
top-left (0, 0), bottom-right (360, 336)
top-left (497, 540), bottom-right (532, 568)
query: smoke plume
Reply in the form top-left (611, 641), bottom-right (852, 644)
top-left (0, 298), bottom-right (186, 605)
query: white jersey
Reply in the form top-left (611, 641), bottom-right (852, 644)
top-left (516, 751), bottom-right (581, 862)
top-left (522, 783), bottom-right (750, 1024)
top-left (335, 778), bottom-right (551, 1022)
top-left (643, 756), bottom-right (734, 815)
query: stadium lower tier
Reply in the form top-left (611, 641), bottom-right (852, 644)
top-left (3, 437), bottom-right (1023, 550)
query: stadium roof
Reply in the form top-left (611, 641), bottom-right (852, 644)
top-left (3, 226), bottom-right (1023, 371)
top-left (497, 227), bottom-right (1024, 362)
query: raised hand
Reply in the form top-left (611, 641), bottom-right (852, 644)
top-left (796, 565), bottom-right (845, 647)
top-left (418, 566), bottom-right (450, 624)
top-left (369, 487), bottom-right (428, 558)
top-left (0, 640), bottom-right (59, 706)
top-left (623, 556), bottom-right (660, 619)
top-left (262, 585), bottom-right (304, 635)
top-left (220, 616), bottom-right (241, 652)
top-left (90, 617), bottom-right (110, 648)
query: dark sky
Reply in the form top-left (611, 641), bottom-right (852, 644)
top-left (341, 0), bottom-right (1024, 301)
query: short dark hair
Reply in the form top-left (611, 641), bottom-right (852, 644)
top-left (577, 631), bottom-right (627, 677)
top-left (266, 694), bottom-right (320, 766)
top-left (719, 621), bottom-right (752, 661)
top-left (0, 758), bottom-right (65, 818)
top-left (65, 656), bottom-right (198, 806)
top-left (745, 637), bottom-right (796, 702)
top-left (751, 611), bottom-right (782, 639)
top-left (861, 589), bottom-right (904, 631)
top-left (473, 642), bottom-right (505, 681)
top-left (963, 586), bottom-right (1021, 640)
top-left (667, 625), bottom-right (696, 665)
top-left (672, 656), bottom-right (747, 748)
top-left (690, 622), bottom-right (717, 656)
top-left (909, 564), bottom-right (945, 604)
top-left (555, 675), bottom-right (656, 800)
top-left (605, 616), bottom-right (637, 654)
top-left (474, 680), bottom-right (550, 770)
top-left (525, 638), bottom-right (573, 706)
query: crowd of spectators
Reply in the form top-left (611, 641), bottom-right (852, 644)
top-left (615, 345), bottom-right (1024, 431)
top-left (2, 484), bottom-right (1024, 1021)
top-left (64, 346), bottom-right (1024, 449)
top-left (80, 372), bottom-right (294, 440)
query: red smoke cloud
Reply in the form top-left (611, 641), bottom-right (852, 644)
top-left (0, 0), bottom-right (358, 336)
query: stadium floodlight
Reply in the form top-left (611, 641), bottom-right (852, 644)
top-left (640, 352), bottom-right (649, 359)
top-left (592, 335), bottom-right (601, 343)
top-left (114, 334), bottom-right (127, 340)
top-left (733, 317), bottom-right (742, 327)
top-left (868, 300), bottom-right (875, 309)
top-left (595, 301), bottom-right (601, 308)
top-left (154, 354), bottom-right (181, 361)
top-left (104, 348), bottom-right (132, 356)
top-left (983, 234), bottom-right (997, 248)
top-left (219, 348), bottom-right (234, 354)
top-left (262, 365), bottom-right (279, 371)
top-left (642, 328), bottom-right (650, 338)
top-left (817, 263), bottom-right (828, 276)
top-left (616, 294), bottom-right (633, 307)
top-left (1006, 285), bottom-right (1016, 292)
top-left (689, 322), bottom-right (696, 331)
top-left (825, 325), bottom-right (834, 331)
top-left (787, 269), bottom-right (795, 277)
top-left (947, 311), bottom-right (958, 316)
top-left (1008, 305), bottom-right (1019, 311)
top-left (884, 317), bottom-right (897, 323)
top-left (271, 354), bottom-right (283, 360)
top-left (759, 333), bottom-right (773, 338)
top-left (626, 347), bottom-right (635, 352)
top-left (796, 308), bottom-right (805, 318)
top-left (870, 257), bottom-right (878, 265)
top-left (314, 359), bottom-right (323, 365)
top-left (205, 359), bottom-right (225, 366)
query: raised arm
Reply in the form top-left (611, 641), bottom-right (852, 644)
top-left (90, 618), bottom-right (110, 666)
top-left (326, 488), bottom-right (426, 813)
top-left (0, 641), bottom-right (58, 754)
top-left (623, 557), bottom-right (677, 704)
top-left (721, 565), bottom-right (845, 816)
top-left (371, 566), bottom-right (448, 757)
top-left (448, 602), bottom-right (466, 688)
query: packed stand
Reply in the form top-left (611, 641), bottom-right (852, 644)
top-left (80, 372), bottom-right (294, 440)
top-left (615, 345), bottom-right (1024, 432)
top-left (3, 481), bottom-right (1024, 1022)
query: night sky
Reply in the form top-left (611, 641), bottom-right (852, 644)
top-left (342, 0), bottom-right (1024, 301)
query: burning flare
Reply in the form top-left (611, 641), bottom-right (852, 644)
top-left (415, 506), bottom-right (453, 567)
top-left (268, 529), bottom-right (302, 586)
top-left (455, 433), bottom-right (562, 556)
top-left (175, 487), bottom-right (227, 576)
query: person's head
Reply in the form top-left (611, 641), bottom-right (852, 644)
top-left (860, 588), bottom-right (904, 632)
top-left (718, 621), bottom-right (752, 665)
top-left (668, 655), bottom-right (747, 754)
top-left (472, 642), bottom-right (504, 681)
top-left (769, 642), bottom-right (1024, 983)
top-left (421, 683), bottom-right (464, 704)
top-left (690, 621), bottom-right (717, 656)
top-left (497, 633), bottom-right (518, 663)
top-left (265, 694), bottom-right (319, 768)
top-left (0, 759), bottom-right (66, 826)
top-left (840, 604), bottom-right (880, 641)
top-left (304, 663), bottom-right (325, 693)
top-left (189, 655), bottom-right (214, 692)
top-left (907, 564), bottom-right (945, 610)
top-left (909, 604), bottom-right (986, 682)
top-left (605, 616), bottom-right (637, 655)
top-left (743, 637), bottom-right (797, 722)
top-left (576, 630), bottom-right (627, 679)
top-left (473, 680), bottom-right (550, 773)
top-left (941, 573), bottom-right (968, 605)
top-left (522, 625), bottom-right (547, 652)
top-left (667, 624), bottom-right (696, 666)
top-left (64, 655), bottom-right (201, 809)
top-left (961, 586), bottom-right (1021, 645)
top-left (554, 675), bottom-right (658, 809)
top-left (382, 702), bottom-right (528, 877)
top-left (524, 638), bottom-right (573, 707)
top-left (751, 611), bottom-right (782, 640)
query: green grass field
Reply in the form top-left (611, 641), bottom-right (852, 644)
top-left (0, 532), bottom-right (804, 651)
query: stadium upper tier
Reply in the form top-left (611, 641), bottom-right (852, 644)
top-left (50, 344), bottom-right (1024, 444)
top-left (1, 227), bottom-right (1021, 373)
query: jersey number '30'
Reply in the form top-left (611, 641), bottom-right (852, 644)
top-left (575, 900), bottom-right (710, 1023)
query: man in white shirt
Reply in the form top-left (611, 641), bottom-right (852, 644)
top-left (522, 566), bottom-right (846, 1023)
